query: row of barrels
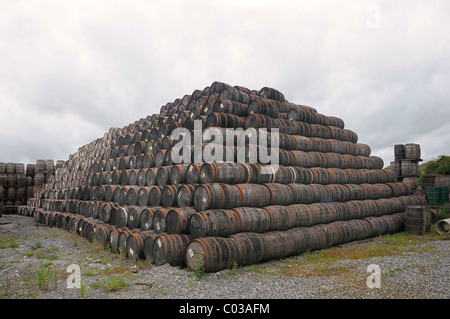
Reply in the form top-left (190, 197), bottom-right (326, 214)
top-left (19, 201), bottom-right (433, 272)
top-left (111, 127), bottom-right (371, 159)
top-left (243, 114), bottom-right (358, 143)
top-left (150, 146), bottom-right (383, 170)
top-left (185, 211), bottom-right (409, 273)
top-left (0, 160), bottom-right (64, 176)
top-left (28, 208), bottom-right (191, 266)
top-left (199, 112), bottom-right (355, 143)
top-left (192, 182), bottom-right (412, 211)
top-left (40, 163), bottom-right (396, 197)
top-left (34, 198), bottom-right (195, 233)
top-left (189, 195), bottom-right (427, 238)
top-left (0, 185), bottom-right (34, 202)
top-left (34, 199), bottom-right (196, 233)
top-left (390, 160), bottom-right (420, 178)
top-left (86, 145), bottom-right (381, 175)
top-left (0, 160), bottom-right (62, 207)
top-left (77, 164), bottom-right (396, 188)
top-left (60, 127), bottom-right (373, 182)
top-left (38, 178), bottom-right (410, 213)
top-left (49, 139), bottom-right (373, 185)
top-left (394, 143), bottom-right (421, 161)
top-left (32, 191), bottom-right (425, 239)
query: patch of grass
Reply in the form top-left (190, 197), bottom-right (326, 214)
top-left (47, 246), bottom-right (60, 253)
top-left (9, 242), bottom-right (19, 249)
top-left (101, 266), bottom-right (130, 276)
top-left (35, 252), bottom-right (58, 260)
top-left (31, 242), bottom-right (42, 250)
top-left (36, 263), bottom-right (51, 290)
top-left (80, 282), bottom-right (86, 297)
top-left (439, 203), bottom-right (450, 220)
top-left (0, 236), bottom-right (16, 249)
top-left (84, 269), bottom-right (100, 276)
top-left (104, 276), bottom-right (129, 292)
top-left (23, 252), bottom-right (33, 257)
top-left (277, 231), bottom-right (444, 278)
top-left (10, 260), bottom-right (20, 264)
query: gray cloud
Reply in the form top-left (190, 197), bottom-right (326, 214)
top-left (1, 0), bottom-right (449, 167)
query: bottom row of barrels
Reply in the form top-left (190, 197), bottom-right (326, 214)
top-left (18, 205), bottom-right (424, 273)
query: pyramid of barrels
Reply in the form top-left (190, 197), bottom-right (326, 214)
top-left (21, 81), bottom-right (427, 272)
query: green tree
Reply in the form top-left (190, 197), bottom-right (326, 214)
top-left (423, 155), bottom-right (450, 175)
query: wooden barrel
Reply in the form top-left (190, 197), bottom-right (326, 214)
top-left (258, 86), bottom-right (285, 102)
top-left (401, 161), bottom-right (419, 177)
top-left (166, 207), bottom-right (196, 234)
top-left (142, 233), bottom-right (164, 264)
top-left (124, 185), bottom-right (140, 205)
top-left (265, 183), bottom-right (294, 206)
top-left (189, 209), bottom-right (242, 238)
top-left (117, 228), bottom-right (139, 256)
top-left (151, 208), bottom-right (171, 232)
top-left (160, 184), bottom-right (181, 208)
top-left (404, 143), bottom-right (421, 160)
top-left (185, 163), bottom-right (202, 184)
top-left (394, 144), bottom-right (405, 160)
top-left (405, 205), bottom-right (427, 235)
top-left (176, 184), bottom-right (200, 208)
top-left (126, 206), bottom-right (144, 229)
top-left (247, 99), bottom-right (280, 118)
top-left (169, 164), bottom-right (190, 185)
top-left (152, 234), bottom-right (192, 266)
top-left (145, 167), bottom-right (159, 186)
top-left (142, 153), bottom-right (155, 168)
top-left (156, 166), bottom-right (172, 186)
top-left (126, 230), bottom-right (156, 261)
top-left (140, 206), bottom-right (162, 230)
top-left (185, 236), bottom-right (241, 273)
top-left (110, 206), bottom-right (129, 227)
top-left (213, 99), bottom-right (248, 116)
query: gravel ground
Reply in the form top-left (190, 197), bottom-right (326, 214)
top-left (1, 213), bottom-right (449, 301)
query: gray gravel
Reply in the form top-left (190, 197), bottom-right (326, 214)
top-left (0, 214), bottom-right (449, 299)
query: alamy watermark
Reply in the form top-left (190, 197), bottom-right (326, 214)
top-left (170, 120), bottom-right (280, 173)
top-left (367, 264), bottom-right (381, 289)
top-left (66, 264), bottom-right (81, 289)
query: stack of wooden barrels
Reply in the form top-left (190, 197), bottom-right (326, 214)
top-left (19, 81), bottom-right (428, 272)
top-left (0, 160), bottom-right (63, 213)
top-left (390, 143), bottom-right (422, 192)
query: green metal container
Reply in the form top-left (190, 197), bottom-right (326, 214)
top-left (426, 187), bottom-right (440, 205)
top-left (439, 187), bottom-right (449, 204)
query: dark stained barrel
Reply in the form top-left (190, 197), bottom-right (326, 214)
top-left (404, 205), bottom-right (427, 235)
top-left (161, 184), bottom-right (181, 208)
top-left (149, 186), bottom-right (163, 207)
top-left (126, 206), bottom-right (144, 229)
top-left (152, 234), bottom-right (192, 266)
top-left (169, 164), bottom-right (190, 184)
top-left (140, 206), bottom-right (162, 230)
top-left (258, 87), bottom-right (285, 102)
top-left (176, 184), bottom-right (200, 208)
top-left (143, 233), bottom-right (161, 264)
top-left (152, 208), bottom-right (172, 232)
top-left (185, 163), bottom-right (203, 184)
top-left (394, 144), bottom-right (405, 160)
top-left (185, 236), bottom-right (240, 273)
top-left (404, 143), bottom-right (421, 160)
top-left (126, 230), bottom-right (156, 261)
top-left (166, 207), bottom-right (196, 234)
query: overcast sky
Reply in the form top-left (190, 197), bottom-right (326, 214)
top-left (1, 0), bottom-right (449, 167)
